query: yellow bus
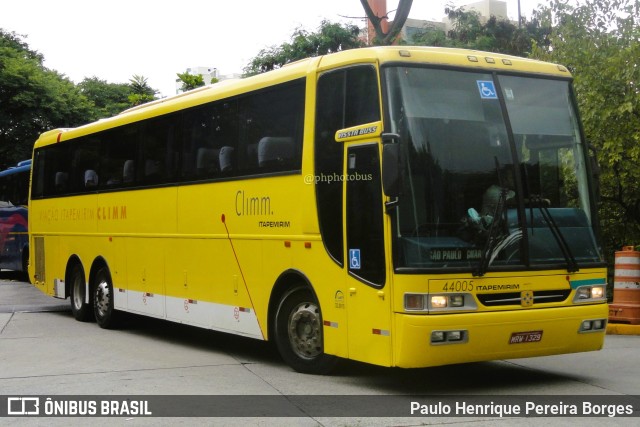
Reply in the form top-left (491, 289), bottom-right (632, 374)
top-left (29, 47), bottom-right (608, 374)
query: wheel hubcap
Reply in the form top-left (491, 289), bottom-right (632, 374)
top-left (72, 277), bottom-right (83, 310)
top-left (288, 302), bottom-right (322, 359)
top-left (94, 280), bottom-right (110, 317)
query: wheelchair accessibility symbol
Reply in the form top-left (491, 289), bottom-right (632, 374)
top-left (349, 249), bottom-right (361, 270)
top-left (477, 80), bottom-right (498, 99)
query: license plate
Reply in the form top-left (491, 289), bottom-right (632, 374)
top-left (509, 330), bottom-right (543, 344)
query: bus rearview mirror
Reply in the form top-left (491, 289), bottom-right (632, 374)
top-left (382, 140), bottom-right (402, 198)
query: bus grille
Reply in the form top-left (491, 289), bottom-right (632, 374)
top-left (477, 290), bottom-right (571, 306)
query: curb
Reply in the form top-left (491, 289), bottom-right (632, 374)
top-left (606, 323), bottom-right (640, 335)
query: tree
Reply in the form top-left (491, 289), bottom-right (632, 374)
top-left (176, 71), bottom-right (206, 92)
top-left (360, 0), bottom-right (413, 45)
top-left (409, 26), bottom-right (453, 47)
top-left (1, 31), bottom-right (163, 168)
top-left (244, 20), bottom-right (364, 75)
top-left (0, 30), bottom-right (94, 168)
top-left (412, 5), bottom-right (551, 56)
top-left (530, 0), bottom-right (640, 254)
top-left (127, 74), bottom-right (157, 106)
top-left (78, 77), bottom-right (131, 119)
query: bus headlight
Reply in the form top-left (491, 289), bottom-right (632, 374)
top-left (431, 331), bottom-right (445, 342)
top-left (431, 329), bottom-right (468, 345)
top-left (591, 286), bottom-right (605, 299)
top-left (428, 293), bottom-right (477, 311)
top-left (579, 318), bottom-right (607, 333)
top-left (449, 294), bottom-right (465, 307)
top-left (405, 294), bottom-right (426, 311)
top-left (430, 295), bottom-right (448, 308)
top-left (573, 285), bottom-right (606, 303)
top-left (404, 293), bottom-right (478, 312)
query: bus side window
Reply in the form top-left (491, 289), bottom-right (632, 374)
top-left (139, 116), bottom-right (178, 185)
top-left (98, 126), bottom-right (138, 189)
top-left (258, 137), bottom-right (293, 168)
top-left (70, 137), bottom-right (100, 194)
top-left (346, 144), bottom-right (385, 286)
top-left (31, 151), bottom-right (46, 199)
top-left (345, 66), bottom-right (381, 127)
top-left (182, 103), bottom-right (230, 180)
top-left (314, 65), bottom-right (381, 267)
top-left (237, 80), bottom-right (304, 174)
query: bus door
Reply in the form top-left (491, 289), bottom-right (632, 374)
top-left (345, 143), bottom-right (392, 366)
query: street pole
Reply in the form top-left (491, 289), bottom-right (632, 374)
top-left (518, 0), bottom-right (522, 27)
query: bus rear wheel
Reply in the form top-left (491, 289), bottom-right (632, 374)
top-left (69, 264), bottom-right (92, 322)
top-left (274, 286), bottom-right (337, 374)
top-left (93, 266), bottom-right (119, 329)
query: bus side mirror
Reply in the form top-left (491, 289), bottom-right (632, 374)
top-left (382, 134), bottom-right (402, 198)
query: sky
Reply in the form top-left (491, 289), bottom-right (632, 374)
top-left (1, 0), bottom-right (545, 98)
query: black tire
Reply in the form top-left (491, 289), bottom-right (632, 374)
top-left (274, 286), bottom-right (337, 374)
top-left (93, 266), bottom-right (120, 329)
top-left (21, 247), bottom-right (31, 284)
top-left (69, 263), bottom-right (93, 322)
top-left (21, 247), bottom-right (29, 273)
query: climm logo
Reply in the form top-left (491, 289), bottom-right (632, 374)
top-left (39, 206), bottom-right (127, 222)
top-left (97, 205), bottom-right (127, 221)
top-left (235, 191), bottom-right (273, 216)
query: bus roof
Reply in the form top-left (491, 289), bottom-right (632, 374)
top-left (33, 46), bottom-right (570, 149)
top-left (320, 46), bottom-right (569, 75)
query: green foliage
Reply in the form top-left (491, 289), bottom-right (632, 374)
top-left (0, 30), bottom-right (94, 168)
top-left (176, 71), bottom-right (206, 92)
top-left (0, 30), bottom-right (161, 168)
top-left (530, 0), bottom-right (640, 254)
top-left (409, 27), bottom-right (453, 47)
top-left (244, 20), bottom-right (364, 75)
top-left (412, 5), bottom-right (552, 56)
top-left (128, 74), bottom-right (158, 106)
top-left (0, 29), bottom-right (42, 62)
top-left (78, 77), bottom-right (131, 119)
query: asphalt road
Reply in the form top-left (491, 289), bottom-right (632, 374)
top-left (1, 270), bottom-right (638, 426)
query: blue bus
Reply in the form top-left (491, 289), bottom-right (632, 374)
top-left (0, 160), bottom-right (31, 273)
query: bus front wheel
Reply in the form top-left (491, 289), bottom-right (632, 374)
top-left (93, 266), bottom-right (119, 329)
top-left (274, 286), bottom-right (337, 374)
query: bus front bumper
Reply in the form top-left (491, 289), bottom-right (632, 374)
top-left (393, 304), bottom-right (608, 368)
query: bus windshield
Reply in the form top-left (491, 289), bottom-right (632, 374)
top-left (384, 66), bottom-right (603, 272)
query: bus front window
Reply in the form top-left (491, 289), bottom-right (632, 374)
top-left (384, 66), bottom-right (603, 272)
top-left (499, 75), bottom-right (602, 269)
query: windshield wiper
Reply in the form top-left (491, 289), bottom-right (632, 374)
top-left (529, 196), bottom-right (580, 273)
